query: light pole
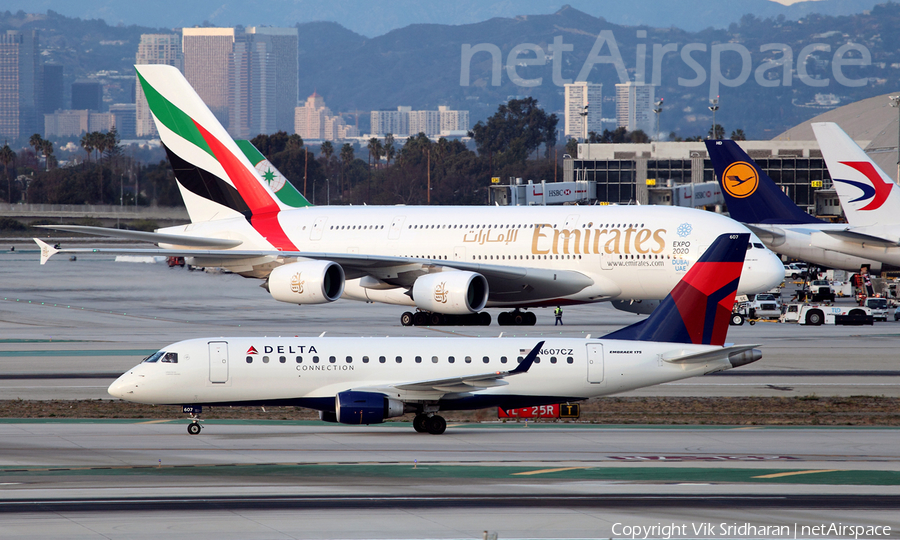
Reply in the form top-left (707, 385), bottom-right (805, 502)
top-left (708, 96), bottom-right (720, 139)
top-left (580, 104), bottom-right (590, 167)
top-left (891, 95), bottom-right (900, 182)
top-left (653, 98), bottom-right (664, 142)
top-left (325, 178), bottom-right (330, 206)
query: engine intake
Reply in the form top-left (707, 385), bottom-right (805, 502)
top-left (335, 391), bottom-right (405, 425)
top-left (412, 271), bottom-right (488, 314)
top-left (265, 260), bottom-right (345, 304)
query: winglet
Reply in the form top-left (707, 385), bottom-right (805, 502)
top-left (510, 341), bottom-right (544, 375)
top-left (34, 238), bottom-right (58, 265)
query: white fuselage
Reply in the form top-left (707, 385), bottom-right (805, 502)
top-left (750, 223), bottom-right (882, 271)
top-left (163, 204), bottom-right (782, 305)
top-left (109, 337), bottom-right (741, 409)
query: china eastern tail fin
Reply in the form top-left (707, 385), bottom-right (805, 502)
top-left (235, 140), bottom-right (312, 208)
top-left (135, 64), bottom-right (289, 223)
top-left (705, 139), bottom-right (822, 225)
top-left (812, 122), bottom-right (900, 228)
top-left (603, 233), bottom-right (749, 346)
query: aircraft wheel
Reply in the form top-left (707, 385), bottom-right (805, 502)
top-left (414, 312), bottom-right (428, 326)
top-left (806, 310), bottom-right (824, 326)
top-left (413, 414), bottom-right (428, 433)
top-left (478, 312), bottom-right (491, 326)
top-left (187, 422), bottom-right (201, 435)
top-left (425, 415), bottom-right (447, 435)
top-left (512, 311), bottom-right (525, 325)
top-left (400, 312), bottom-right (414, 326)
top-left (730, 313), bottom-right (745, 326)
top-left (525, 312), bottom-right (537, 326)
top-left (429, 313), bottom-right (444, 326)
top-left (498, 312), bottom-right (510, 326)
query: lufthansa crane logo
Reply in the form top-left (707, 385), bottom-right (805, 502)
top-left (290, 272), bottom-right (305, 294)
top-left (434, 282), bottom-right (448, 303)
top-left (722, 161), bottom-right (759, 199)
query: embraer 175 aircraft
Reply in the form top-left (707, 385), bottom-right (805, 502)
top-left (108, 233), bottom-right (762, 435)
top-left (706, 139), bottom-right (880, 272)
top-left (812, 122), bottom-right (900, 266)
top-left (36, 65), bottom-right (781, 326)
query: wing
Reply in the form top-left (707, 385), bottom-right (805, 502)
top-left (34, 239), bottom-right (610, 301)
top-left (34, 225), bottom-right (242, 248)
top-left (356, 341), bottom-right (543, 395)
top-left (822, 228), bottom-right (900, 248)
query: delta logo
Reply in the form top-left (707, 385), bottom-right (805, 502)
top-left (246, 346), bottom-right (259, 355)
top-left (722, 162), bottom-right (759, 199)
top-left (833, 161), bottom-right (894, 211)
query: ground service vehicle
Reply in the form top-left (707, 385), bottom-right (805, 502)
top-left (782, 303), bottom-right (873, 326)
top-left (861, 297), bottom-right (890, 322)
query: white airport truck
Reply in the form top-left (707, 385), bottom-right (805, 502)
top-left (781, 303), bottom-right (874, 326)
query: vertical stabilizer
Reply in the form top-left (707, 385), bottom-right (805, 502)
top-left (812, 122), bottom-right (900, 227)
top-left (603, 233), bottom-right (749, 346)
top-left (706, 140), bottom-right (822, 225)
top-left (235, 140), bottom-right (312, 208)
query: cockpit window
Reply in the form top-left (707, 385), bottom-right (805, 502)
top-left (161, 352), bottom-right (178, 363)
top-left (754, 243), bottom-right (765, 249)
top-left (142, 351), bottom-right (164, 363)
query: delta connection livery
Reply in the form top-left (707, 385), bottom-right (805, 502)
top-left (108, 233), bottom-right (763, 435)
top-left (36, 65), bottom-right (782, 326)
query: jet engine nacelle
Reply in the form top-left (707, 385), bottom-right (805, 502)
top-left (265, 260), bottom-right (345, 304)
top-left (611, 299), bottom-right (661, 315)
top-left (412, 271), bottom-right (488, 314)
top-left (335, 391), bottom-right (405, 425)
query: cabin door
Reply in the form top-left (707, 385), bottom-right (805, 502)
top-left (586, 343), bottom-right (604, 384)
top-left (208, 341), bottom-right (229, 384)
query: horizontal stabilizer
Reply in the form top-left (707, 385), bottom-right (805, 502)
top-left (744, 224), bottom-right (786, 246)
top-left (35, 225), bottom-right (243, 248)
top-left (34, 238), bottom-right (58, 265)
top-left (662, 344), bottom-right (761, 364)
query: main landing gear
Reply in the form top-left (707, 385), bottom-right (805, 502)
top-left (497, 309), bottom-right (536, 326)
top-left (413, 413), bottom-right (447, 435)
top-left (400, 310), bottom-right (491, 326)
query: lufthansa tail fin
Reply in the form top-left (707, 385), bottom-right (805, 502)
top-left (705, 139), bottom-right (822, 225)
top-left (812, 122), bottom-right (900, 228)
top-left (603, 233), bottom-right (749, 346)
top-left (135, 64), bottom-right (289, 223)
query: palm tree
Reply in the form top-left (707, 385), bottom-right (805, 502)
top-left (28, 134), bottom-right (43, 170)
top-left (320, 140), bottom-right (334, 186)
top-left (80, 132), bottom-right (95, 163)
top-left (339, 143), bottom-right (354, 202)
top-left (0, 144), bottom-right (15, 203)
top-left (40, 139), bottom-right (53, 171)
top-left (383, 134), bottom-right (395, 168)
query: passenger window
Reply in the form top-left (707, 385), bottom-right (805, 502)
top-left (379, 356), bottom-right (386, 363)
top-left (262, 356), bottom-right (269, 363)
top-left (550, 356), bottom-right (557, 364)
top-left (432, 356), bottom-right (438, 363)
top-left (396, 356), bottom-right (402, 363)
top-left (246, 356), bottom-right (253, 363)
top-left (448, 356), bottom-right (455, 364)
top-left (415, 356), bottom-right (422, 363)
top-left (279, 356), bottom-right (286, 363)
top-left (517, 356), bottom-right (524, 364)
top-left (500, 356), bottom-right (507, 364)
top-left (534, 357), bottom-right (540, 364)
top-left (329, 356), bottom-right (336, 363)
top-left (296, 356), bottom-right (302, 363)
top-left (346, 356), bottom-right (352, 363)
top-left (313, 356), bottom-right (320, 363)
top-left (567, 357), bottom-right (574, 364)
top-left (465, 356), bottom-right (472, 363)
top-left (161, 352), bottom-right (178, 363)
top-left (483, 356), bottom-right (489, 364)
top-left (362, 356), bottom-right (369, 363)
top-left (142, 351), bottom-right (164, 363)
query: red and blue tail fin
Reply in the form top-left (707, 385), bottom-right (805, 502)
top-left (705, 139), bottom-right (822, 225)
top-left (603, 233), bottom-right (749, 346)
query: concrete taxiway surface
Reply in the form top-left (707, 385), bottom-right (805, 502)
top-left (3, 241), bottom-right (900, 538)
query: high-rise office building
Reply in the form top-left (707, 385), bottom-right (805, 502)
top-left (183, 28), bottom-right (235, 129)
top-left (71, 81), bottom-right (103, 111)
top-left (135, 34), bottom-right (183, 138)
top-left (295, 92), bottom-right (357, 141)
top-left (371, 107), bottom-right (410, 137)
top-left (247, 27), bottom-right (297, 134)
top-left (42, 64), bottom-right (64, 116)
top-left (616, 82), bottom-right (655, 134)
top-left (409, 110), bottom-right (440, 137)
top-left (438, 106), bottom-right (469, 135)
top-left (110, 103), bottom-right (137, 139)
top-left (0, 29), bottom-right (41, 140)
top-left (564, 82), bottom-right (602, 140)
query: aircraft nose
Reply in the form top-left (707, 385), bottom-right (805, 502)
top-left (738, 247), bottom-right (784, 294)
top-left (108, 372), bottom-right (137, 400)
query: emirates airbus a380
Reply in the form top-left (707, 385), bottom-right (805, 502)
top-left (35, 65), bottom-right (782, 326)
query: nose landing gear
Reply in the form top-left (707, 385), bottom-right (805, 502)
top-left (183, 405), bottom-right (203, 435)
